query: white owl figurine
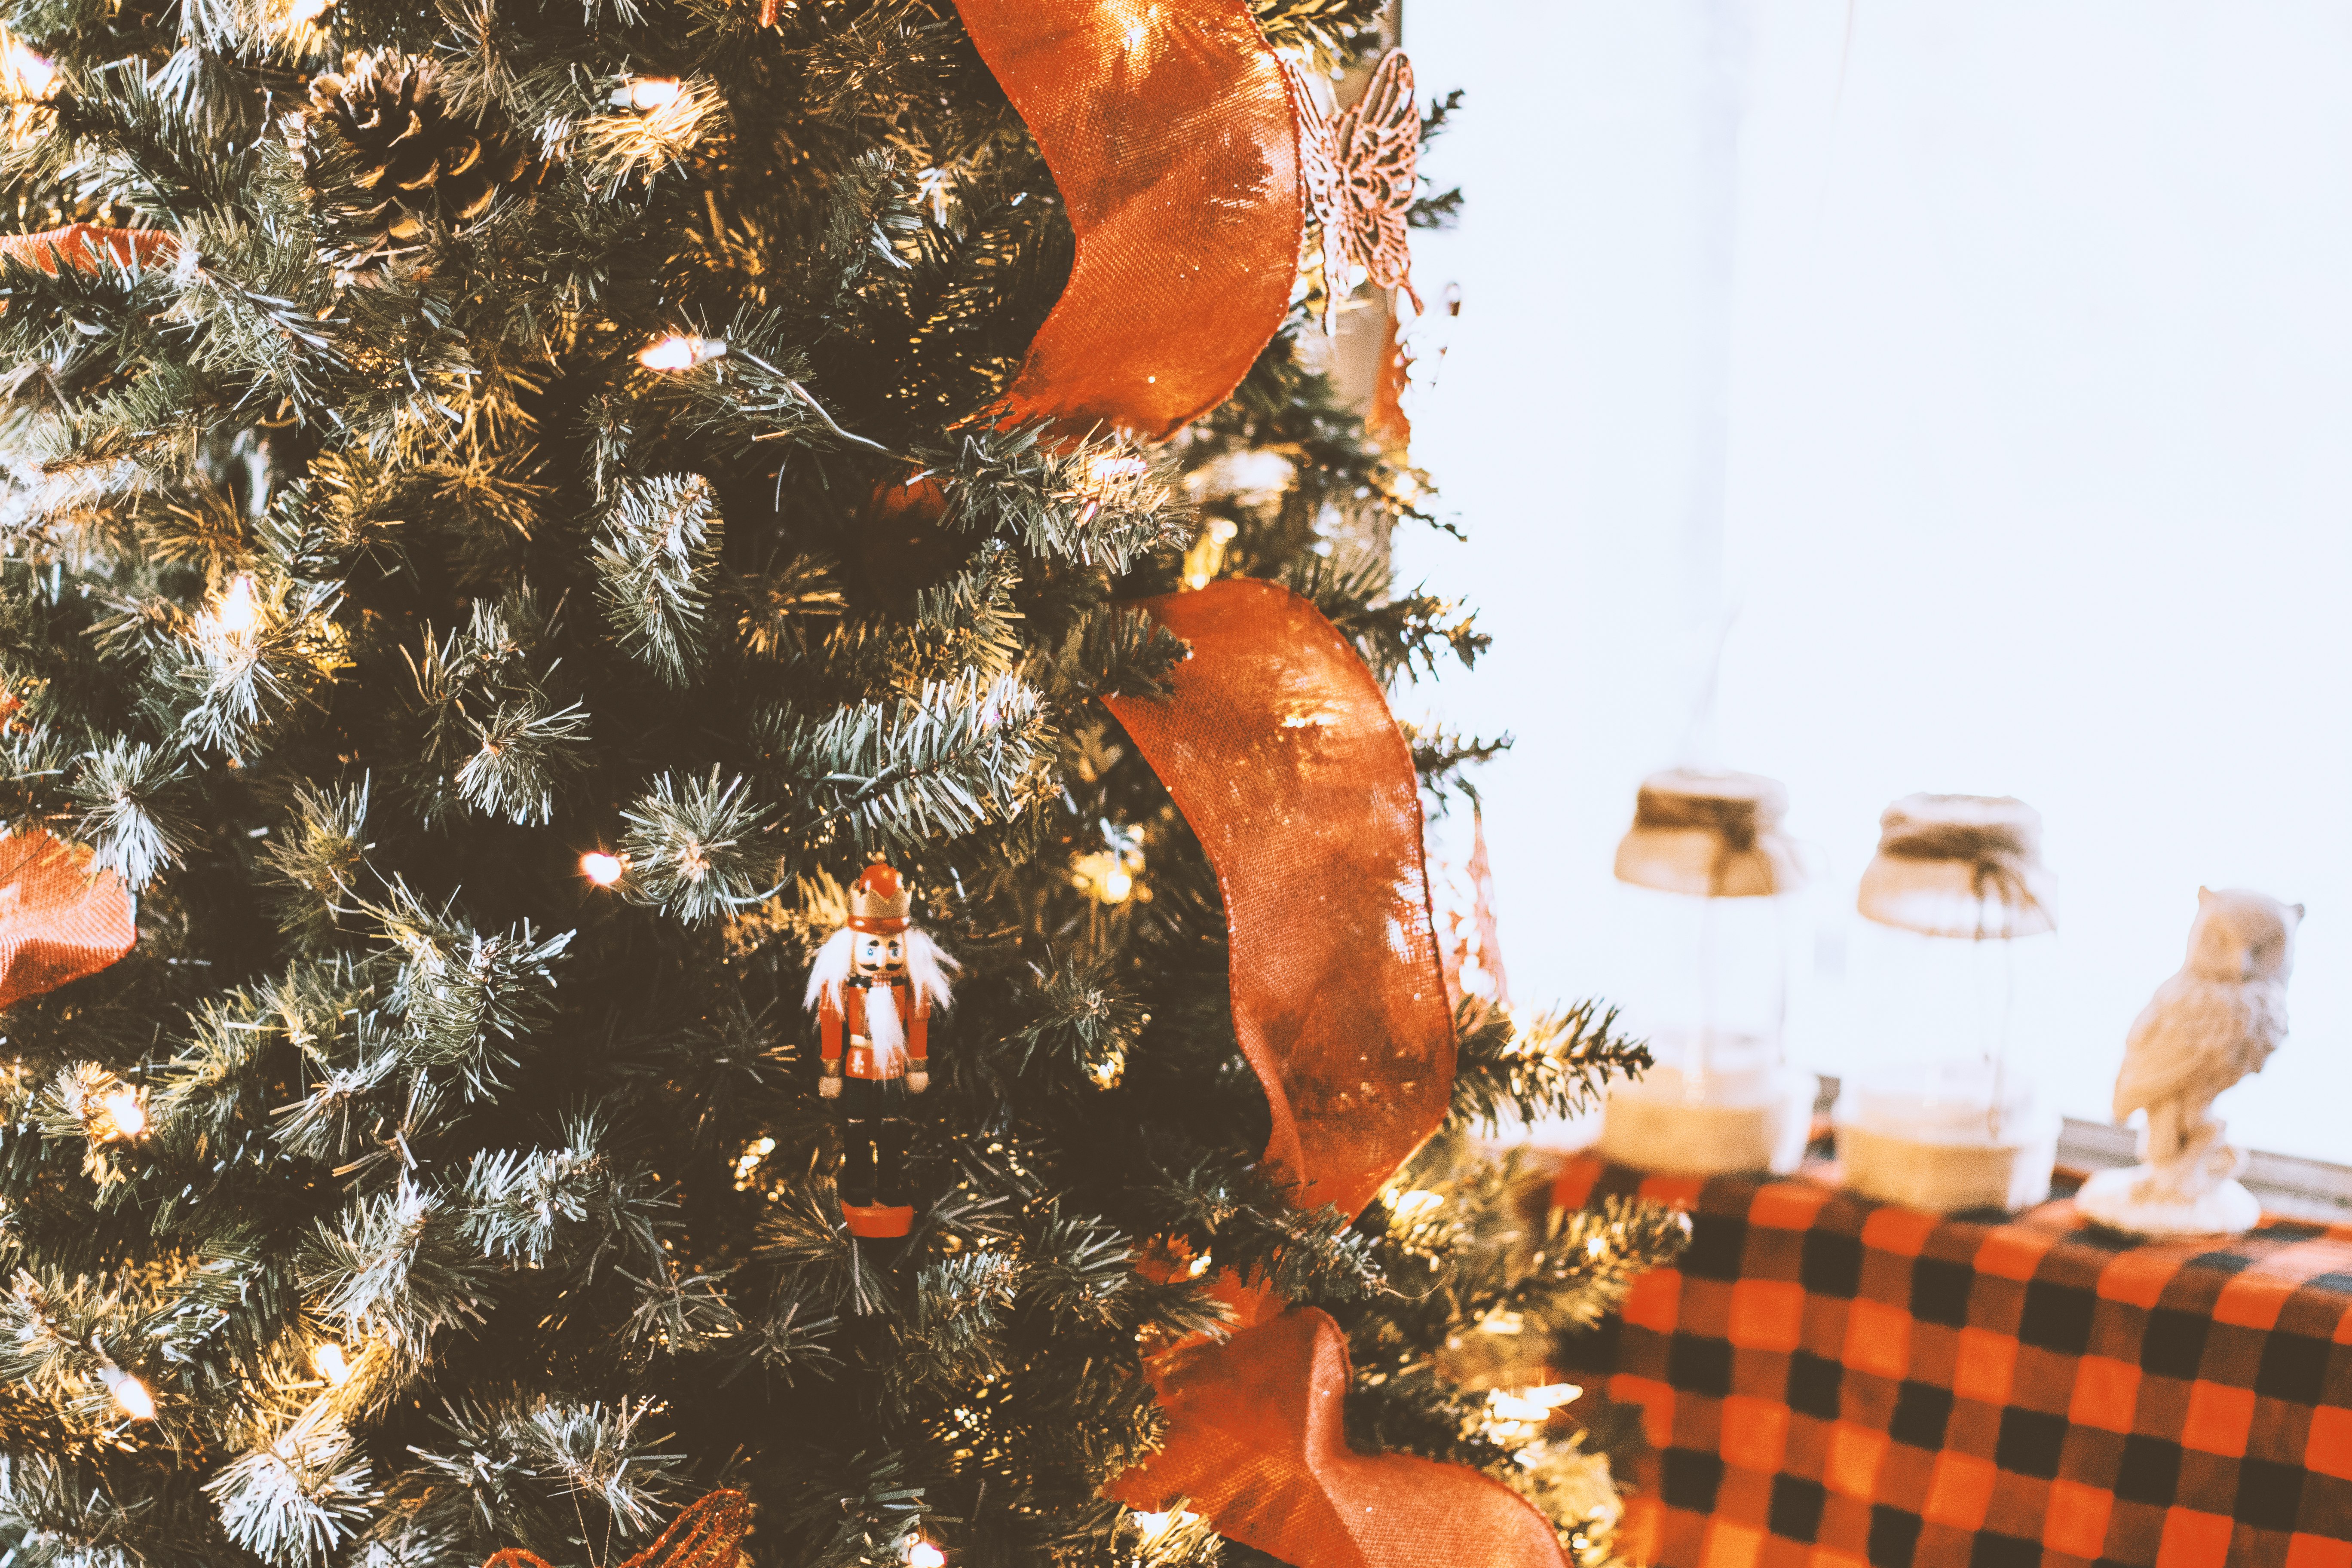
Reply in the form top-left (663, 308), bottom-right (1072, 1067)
top-left (2076, 887), bottom-right (2302, 1238)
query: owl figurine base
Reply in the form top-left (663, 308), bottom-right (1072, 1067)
top-left (2076, 1165), bottom-right (2260, 1240)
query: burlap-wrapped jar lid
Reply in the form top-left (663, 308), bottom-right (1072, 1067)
top-left (1857, 793), bottom-right (2055, 939)
top-left (1612, 769), bottom-right (1801, 898)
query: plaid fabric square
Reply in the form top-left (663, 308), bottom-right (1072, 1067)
top-left (1550, 1158), bottom-right (2352, 1568)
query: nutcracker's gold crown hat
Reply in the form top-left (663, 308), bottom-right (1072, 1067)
top-left (847, 858), bottom-right (912, 933)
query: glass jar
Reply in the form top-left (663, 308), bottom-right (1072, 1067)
top-left (1595, 770), bottom-right (1815, 1175)
top-left (1833, 793), bottom-right (2061, 1212)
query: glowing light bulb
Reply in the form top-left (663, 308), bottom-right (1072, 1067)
top-left (1486, 1384), bottom-right (1580, 1421)
top-left (637, 335), bottom-right (725, 372)
top-left (1183, 1250), bottom-right (1212, 1279)
top-left (312, 1342), bottom-right (351, 1386)
top-left (1071, 846), bottom-right (1143, 906)
top-left (1084, 453), bottom-right (1148, 488)
top-left (904, 1541), bottom-right (945, 1568)
top-left (637, 336), bottom-right (697, 371)
top-left (287, 0), bottom-right (331, 21)
top-left (214, 574), bottom-right (260, 639)
top-left (1181, 517), bottom-right (1240, 591)
top-left (580, 851), bottom-right (625, 887)
top-left (1487, 1383), bottom-right (1583, 1429)
top-left (100, 1087), bottom-right (147, 1139)
top-left (101, 1366), bottom-right (155, 1420)
top-left (732, 1134), bottom-right (775, 1191)
top-left (4, 42), bottom-right (55, 99)
top-left (1130, 1510), bottom-right (1198, 1541)
top-left (626, 77), bottom-right (683, 110)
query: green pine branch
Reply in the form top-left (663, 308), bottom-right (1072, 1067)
top-left (762, 672), bottom-right (1050, 853)
top-left (1448, 998), bottom-right (1655, 1135)
top-left (593, 472), bottom-right (729, 683)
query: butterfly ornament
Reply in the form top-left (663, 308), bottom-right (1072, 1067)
top-left (1295, 49), bottom-right (1424, 331)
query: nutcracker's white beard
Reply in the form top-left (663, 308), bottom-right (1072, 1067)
top-left (863, 981), bottom-right (904, 1073)
top-left (802, 926), bottom-right (960, 1021)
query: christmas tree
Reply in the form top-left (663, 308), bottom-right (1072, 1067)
top-left (0, 2), bottom-right (1687, 1565)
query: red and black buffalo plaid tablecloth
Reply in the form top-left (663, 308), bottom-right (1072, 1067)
top-left (1550, 1158), bottom-right (2352, 1568)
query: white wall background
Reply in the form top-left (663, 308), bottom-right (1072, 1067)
top-left (1393, 1), bottom-right (2352, 1160)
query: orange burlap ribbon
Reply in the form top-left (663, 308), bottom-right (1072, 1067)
top-left (1123, 1310), bottom-right (1567, 1567)
top-left (1106, 582), bottom-right (1450, 1222)
top-left (952, 0), bottom-right (1302, 441)
top-left (0, 830), bottom-right (136, 1010)
top-left (0, 224), bottom-right (173, 274)
top-left (484, 1490), bottom-right (748, 1568)
top-left (1103, 581), bottom-right (1565, 1568)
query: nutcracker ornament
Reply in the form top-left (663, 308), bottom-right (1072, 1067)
top-left (805, 858), bottom-right (957, 1238)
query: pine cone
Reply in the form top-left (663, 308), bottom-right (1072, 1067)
top-left (307, 57), bottom-right (542, 253)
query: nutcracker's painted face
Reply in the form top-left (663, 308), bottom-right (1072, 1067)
top-left (853, 931), bottom-right (907, 980)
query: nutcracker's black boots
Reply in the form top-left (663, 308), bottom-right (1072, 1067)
top-left (838, 1077), bottom-right (910, 1208)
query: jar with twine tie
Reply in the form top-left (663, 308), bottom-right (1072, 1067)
top-left (1594, 769), bottom-right (1819, 1177)
top-left (1834, 793), bottom-right (2062, 1213)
